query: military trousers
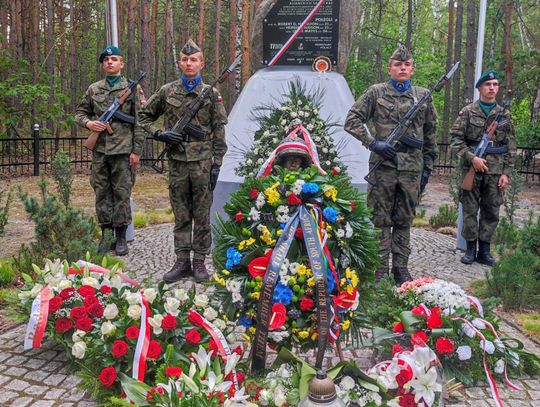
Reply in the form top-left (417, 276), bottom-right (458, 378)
top-left (367, 166), bottom-right (421, 269)
top-left (90, 152), bottom-right (135, 227)
top-left (460, 172), bottom-right (503, 242)
top-left (168, 159), bottom-right (212, 260)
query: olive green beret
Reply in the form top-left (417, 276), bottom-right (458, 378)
top-left (99, 45), bottom-right (122, 63)
top-left (181, 39), bottom-right (202, 56)
top-left (390, 45), bottom-right (413, 61)
top-left (475, 70), bottom-right (499, 88)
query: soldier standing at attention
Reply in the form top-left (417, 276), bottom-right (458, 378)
top-left (139, 40), bottom-right (228, 283)
top-left (450, 70), bottom-right (516, 266)
top-left (76, 45), bottom-right (145, 256)
top-left (344, 45), bottom-right (438, 285)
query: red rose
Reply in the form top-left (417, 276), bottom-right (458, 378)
top-left (99, 365), bottom-right (117, 388)
top-left (125, 326), bottom-right (140, 339)
top-left (411, 331), bottom-right (428, 346)
top-left (391, 343), bottom-right (403, 357)
top-left (396, 368), bottom-right (413, 387)
top-left (100, 285), bottom-right (113, 295)
top-left (249, 189), bottom-right (259, 199)
top-left (86, 303), bottom-right (104, 318)
top-left (112, 339), bottom-right (129, 358)
top-left (54, 317), bottom-right (73, 333)
top-left (295, 227), bottom-right (304, 239)
top-left (431, 306), bottom-right (442, 315)
top-left (435, 337), bottom-right (455, 354)
top-left (162, 314), bottom-right (178, 331)
top-left (77, 285), bottom-right (96, 297)
top-left (83, 295), bottom-right (99, 307)
top-left (235, 371), bottom-right (245, 385)
top-left (70, 306), bottom-right (87, 320)
top-left (393, 322), bottom-right (404, 333)
top-left (232, 345), bottom-right (243, 355)
top-left (185, 328), bottom-right (201, 345)
top-left (235, 211), bottom-right (243, 222)
top-left (165, 366), bottom-right (183, 379)
top-left (48, 296), bottom-right (64, 313)
top-left (299, 297), bottom-right (315, 311)
top-left (59, 287), bottom-right (75, 300)
top-left (287, 193), bottom-right (302, 206)
top-left (188, 309), bottom-right (204, 327)
top-left (147, 340), bottom-right (162, 359)
top-left (75, 317), bottom-right (93, 332)
top-left (399, 393), bottom-right (416, 407)
top-left (427, 313), bottom-right (443, 330)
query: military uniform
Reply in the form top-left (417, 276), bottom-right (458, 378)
top-left (76, 45), bottom-right (145, 255)
top-left (344, 46), bottom-right (438, 283)
top-left (139, 40), bottom-right (228, 282)
top-left (450, 75), bottom-right (515, 265)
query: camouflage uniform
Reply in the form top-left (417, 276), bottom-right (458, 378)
top-left (450, 101), bottom-right (516, 243)
top-left (139, 80), bottom-right (228, 262)
top-left (76, 78), bottom-right (145, 228)
top-left (345, 77), bottom-right (438, 279)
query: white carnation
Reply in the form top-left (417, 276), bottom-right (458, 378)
top-left (203, 307), bottom-right (218, 321)
top-left (494, 359), bottom-right (505, 374)
top-left (339, 376), bottom-right (356, 391)
top-left (456, 345), bottom-right (472, 361)
top-left (460, 323), bottom-right (476, 338)
top-left (249, 207), bottom-right (261, 221)
top-left (480, 339), bottom-right (495, 354)
top-left (472, 318), bottom-right (486, 330)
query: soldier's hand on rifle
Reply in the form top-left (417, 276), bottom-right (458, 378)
top-left (369, 140), bottom-right (397, 161)
top-left (471, 157), bottom-right (489, 173)
top-left (87, 120), bottom-right (108, 132)
top-left (498, 174), bottom-right (509, 190)
top-left (210, 164), bottom-right (220, 191)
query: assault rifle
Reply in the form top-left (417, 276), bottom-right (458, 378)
top-left (83, 71), bottom-right (147, 151)
top-left (151, 54), bottom-right (242, 173)
top-left (364, 61), bottom-right (460, 185)
top-left (461, 100), bottom-right (511, 191)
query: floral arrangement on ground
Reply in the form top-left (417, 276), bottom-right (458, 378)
top-left (212, 164), bottom-right (379, 352)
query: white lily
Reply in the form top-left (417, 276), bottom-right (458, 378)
top-left (201, 370), bottom-right (233, 394)
top-left (410, 346), bottom-right (438, 370)
top-left (191, 346), bottom-right (214, 376)
top-left (224, 352), bottom-right (242, 376)
top-left (223, 388), bottom-right (251, 406)
top-left (409, 366), bottom-right (442, 406)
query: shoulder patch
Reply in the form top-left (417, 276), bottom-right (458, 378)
top-left (458, 110), bottom-right (464, 116)
top-left (216, 94), bottom-right (223, 103)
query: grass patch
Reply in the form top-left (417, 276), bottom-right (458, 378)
top-left (469, 279), bottom-right (490, 299)
top-left (0, 258), bottom-right (15, 287)
top-left (133, 210), bottom-right (174, 229)
top-left (515, 312), bottom-right (540, 340)
top-left (134, 212), bottom-right (148, 228)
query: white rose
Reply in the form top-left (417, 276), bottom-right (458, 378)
top-left (127, 304), bottom-right (142, 320)
top-left (72, 330), bottom-right (86, 343)
top-left (110, 275), bottom-right (123, 289)
top-left (143, 288), bottom-right (157, 304)
top-left (71, 341), bottom-right (86, 359)
top-left (339, 376), bottom-right (356, 391)
top-left (125, 292), bottom-right (141, 305)
top-left (81, 277), bottom-right (100, 289)
top-left (193, 294), bottom-right (209, 308)
top-left (101, 321), bottom-right (116, 336)
top-left (58, 279), bottom-right (73, 290)
top-left (214, 319), bottom-right (227, 331)
top-left (173, 288), bottom-right (189, 302)
top-left (494, 359), bottom-right (505, 374)
top-left (203, 307), bottom-right (218, 321)
top-left (164, 297), bottom-right (181, 316)
top-left (29, 284), bottom-right (44, 298)
top-left (103, 304), bottom-right (119, 320)
top-left (149, 314), bottom-right (164, 335)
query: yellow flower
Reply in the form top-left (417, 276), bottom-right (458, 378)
top-left (311, 332), bottom-right (318, 341)
top-left (221, 269), bottom-right (230, 276)
top-left (250, 292), bottom-right (260, 300)
top-left (298, 330), bottom-right (310, 340)
top-left (239, 237), bottom-right (256, 250)
top-left (307, 277), bottom-right (316, 287)
top-left (249, 327), bottom-right (257, 334)
top-left (242, 333), bottom-right (252, 342)
top-left (306, 268), bottom-right (313, 277)
top-left (342, 320), bottom-right (351, 330)
top-left (346, 285), bottom-right (354, 295)
top-left (297, 265), bottom-right (307, 276)
top-left (264, 187), bottom-right (281, 205)
top-left (323, 186), bottom-right (338, 202)
top-left (345, 268), bottom-right (359, 287)
top-left (326, 225), bottom-right (333, 232)
top-left (277, 229), bottom-right (283, 236)
top-left (213, 275), bottom-right (226, 286)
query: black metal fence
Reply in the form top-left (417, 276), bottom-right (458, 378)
top-left (1, 126), bottom-right (539, 182)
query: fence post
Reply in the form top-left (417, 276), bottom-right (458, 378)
top-left (33, 123), bottom-right (40, 176)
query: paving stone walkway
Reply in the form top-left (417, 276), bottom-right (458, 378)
top-left (1, 225), bottom-right (538, 406)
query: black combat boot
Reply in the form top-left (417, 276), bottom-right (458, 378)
top-left (460, 240), bottom-right (477, 265)
top-left (476, 240), bottom-right (497, 266)
top-left (375, 268), bottom-right (389, 282)
top-left (163, 258), bottom-right (192, 283)
top-left (98, 224), bottom-right (113, 254)
top-left (193, 259), bottom-right (210, 282)
top-left (114, 226), bottom-right (129, 256)
top-left (392, 266), bottom-right (412, 286)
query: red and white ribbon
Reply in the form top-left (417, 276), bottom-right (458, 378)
top-left (268, 0), bottom-right (327, 66)
top-left (467, 295), bottom-right (484, 317)
top-left (132, 292), bottom-right (152, 381)
top-left (24, 285), bottom-right (51, 350)
top-left (74, 260), bottom-right (141, 288)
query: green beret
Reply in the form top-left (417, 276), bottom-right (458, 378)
top-left (181, 39), bottom-right (202, 56)
top-left (475, 70), bottom-right (499, 88)
top-left (390, 45), bottom-right (413, 61)
top-left (99, 45), bottom-right (122, 63)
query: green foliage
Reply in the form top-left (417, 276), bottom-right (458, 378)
top-left (493, 218), bottom-right (521, 252)
top-left (429, 204), bottom-right (458, 228)
top-left (0, 186), bottom-right (12, 236)
top-left (51, 149), bottom-right (74, 207)
top-left (502, 167), bottom-right (522, 225)
top-left (515, 122), bottom-right (540, 148)
top-left (0, 258), bottom-right (15, 287)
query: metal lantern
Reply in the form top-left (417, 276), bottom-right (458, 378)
top-left (298, 369), bottom-right (347, 407)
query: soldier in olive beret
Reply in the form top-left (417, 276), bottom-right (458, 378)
top-left (451, 70), bottom-right (516, 266)
top-left (75, 45), bottom-right (145, 256)
top-left (345, 44), bottom-right (438, 285)
top-left (139, 39), bottom-right (228, 283)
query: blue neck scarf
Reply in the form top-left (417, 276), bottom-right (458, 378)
top-left (389, 78), bottom-right (411, 93)
top-left (182, 74), bottom-right (202, 92)
top-left (479, 100), bottom-right (497, 117)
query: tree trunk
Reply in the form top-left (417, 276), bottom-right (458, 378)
top-left (139, 0), bottom-right (151, 98)
top-left (197, 0), bottom-right (207, 50)
top-left (441, 0), bottom-right (455, 144)
top-left (164, 0), bottom-right (173, 82)
top-left (405, 0), bottom-right (413, 49)
top-left (214, 0), bottom-right (223, 78)
top-left (69, 0), bottom-right (77, 138)
top-left (151, 0), bottom-right (159, 91)
top-left (228, 0), bottom-right (238, 108)
top-left (451, 0), bottom-right (463, 121)
top-left (463, 0), bottom-right (476, 105)
top-left (46, 0), bottom-right (55, 136)
top-left (0, 0), bottom-right (8, 51)
top-left (182, 0), bottom-right (191, 46)
top-left (127, 0), bottom-right (137, 80)
top-left (532, 86), bottom-right (540, 124)
top-left (501, 0), bottom-right (513, 99)
top-left (375, 0), bottom-right (384, 82)
top-left (240, 0), bottom-right (250, 85)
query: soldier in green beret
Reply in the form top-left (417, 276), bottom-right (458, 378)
top-left (345, 45), bottom-right (438, 285)
top-left (450, 70), bottom-right (516, 266)
top-left (75, 45), bottom-right (145, 256)
top-left (139, 39), bottom-right (228, 283)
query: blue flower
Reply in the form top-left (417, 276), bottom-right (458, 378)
top-left (273, 283), bottom-right (294, 305)
top-left (226, 246), bottom-right (243, 268)
top-left (239, 315), bottom-right (254, 327)
top-left (326, 272), bottom-right (336, 293)
top-left (279, 223), bottom-right (286, 229)
top-left (232, 251), bottom-right (242, 265)
top-left (323, 207), bottom-right (338, 223)
top-left (226, 259), bottom-right (233, 270)
top-left (226, 247), bottom-right (236, 258)
top-left (302, 182), bottom-right (320, 195)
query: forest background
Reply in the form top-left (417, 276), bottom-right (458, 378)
top-left (0, 0), bottom-right (539, 148)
